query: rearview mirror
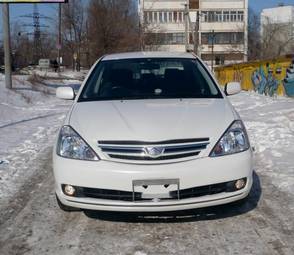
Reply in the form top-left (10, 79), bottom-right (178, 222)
top-left (224, 82), bottom-right (241, 96)
top-left (56, 87), bottom-right (75, 100)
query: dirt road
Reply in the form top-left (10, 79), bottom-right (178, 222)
top-left (0, 147), bottom-right (294, 255)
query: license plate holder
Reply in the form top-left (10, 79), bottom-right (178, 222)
top-left (132, 179), bottom-right (180, 201)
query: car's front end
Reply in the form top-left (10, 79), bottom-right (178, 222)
top-left (53, 52), bottom-right (253, 212)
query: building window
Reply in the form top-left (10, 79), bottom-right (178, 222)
top-left (173, 11), bottom-right (178, 23)
top-left (173, 33), bottom-right (185, 44)
top-left (144, 11), bottom-right (148, 23)
top-left (179, 12), bottom-right (183, 23)
top-left (169, 12), bottom-right (173, 22)
top-left (201, 32), bottom-right (244, 44)
top-left (189, 0), bottom-right (199, 9)
top-left (223, 11), bottom-right (230, 22)
top-left (237, 11), bottom-right (244, 21)
top-left (163, 12), bottom-right (168, 23)
top-left (201, 53), bottom-right (244, 63)
top-left (144, 11), bottom-right (185, 24)
top-left (215, 11), bottom-right (222, 22)
top-left (144, 10), bottom-right (243, 24)
top-left (202, 10), bottom-right (244, 23)
top-left (215, 55), bottom-right (225, 65)
top-left (145, 33), bottom-right (186, 45)
top-left (231, 11), bottom-right (237, 22)
top-left (154, 12), bottom-right (158, 23)
top-left (148, 12), bottom-right (152, 23)
top-left (159, 12), bottom-right (163, 23)
top-left (208, 12), bottom-right (214, 22)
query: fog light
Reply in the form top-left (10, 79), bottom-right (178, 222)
top-left (235, 179), bottom-right (246, 190)
top-left (64, 184), bottom-right (75, 196)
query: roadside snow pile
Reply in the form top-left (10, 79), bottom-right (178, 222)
top-left (23, 68), bottom-right (88, 81)
top-left (229, 91), bottom-right (294, 195)
top-left (0, 75), bottom-right (58, 127)
top-left (0, 75), bottom-right (73, 202)
top-left (18, 69), bottom-right (84, 92)
top-left (43, 78), bottom-right (82, 92)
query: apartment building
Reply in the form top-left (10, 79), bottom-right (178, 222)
top-left (138, 0), bottom-right (248, 68)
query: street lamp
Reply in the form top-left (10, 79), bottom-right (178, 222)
top-left (209, 29), bottom-right (216, 72)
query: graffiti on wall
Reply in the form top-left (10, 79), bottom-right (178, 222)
top-left (251, 60), bottom-right (294, 97)
top-left (283, 60), bottom-right (294, 97)
top-left (215, 57), bottom-right (294, 97)
top-left (251, 64), bottom-right (279, 97)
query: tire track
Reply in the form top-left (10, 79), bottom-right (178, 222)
top-left (0, 113), bottom-right (62, 129)
top-left (0, 149), bottom-right (294, 255)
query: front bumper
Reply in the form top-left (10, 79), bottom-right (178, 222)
top-left (53, 150), bottom-right (253, 212)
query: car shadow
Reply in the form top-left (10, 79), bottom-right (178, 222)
top-left (83, 171), bottom-right (261, 223)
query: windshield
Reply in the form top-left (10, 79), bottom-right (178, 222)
top-left (79, 58), bottom-right (222, 101)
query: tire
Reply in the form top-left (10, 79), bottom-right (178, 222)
top-left (55, 194), bottom-right (80, 212)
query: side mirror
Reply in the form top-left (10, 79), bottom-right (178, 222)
top-left (56, 87), bottom-right (75, 100)
top-left (224, 82), bottom-right (241, 96)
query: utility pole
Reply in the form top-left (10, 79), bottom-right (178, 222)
top-left (210, 29), bottom-right (215, 72)
top-left (194, 11), bottom-right (200, 55)
top-left (58, 3), bottom-right (62, 72)
top-left (2, 3), bottom-right (12, 89)
top-left (184, 4), bottom-right (189, 52)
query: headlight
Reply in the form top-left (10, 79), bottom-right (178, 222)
top-left (57, 125), bottom-right (99, 161)
top-left (210, 120), bottom-right (250, 157)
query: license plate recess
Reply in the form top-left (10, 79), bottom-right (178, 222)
top-left (132, 179), bottom-right (180, 201)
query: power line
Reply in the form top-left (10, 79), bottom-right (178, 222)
top-left (20, 4), bottom-right (52, 64)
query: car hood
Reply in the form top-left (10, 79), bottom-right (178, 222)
top-left (69, 99), bottom-right (236, 157)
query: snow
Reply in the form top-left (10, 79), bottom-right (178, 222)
top-left (0, 73), bottom-right (73, 204)
top-left (0, 75), bottom-right (293, 204)
top-left (228, 91), bottom-right (294, 194)
top-left (22, 68), bottom-right (88, 81)
top-left (0, 76), bottom-right (294, 254)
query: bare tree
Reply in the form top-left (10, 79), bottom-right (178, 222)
top-left (62, 0), bottom-right (86, 71)
top-left (139, 14), bottom-right (167, 51)
top-left (260, 16), bottom-right (294, 59)
top-left (247, 8), bottom-right (261, 61)
top-left (87, 0), bottom-right (140, 62)
top-left (9, 20), bottom-right (55, 68)
top-left (138, 0), bottom-right (167, 50)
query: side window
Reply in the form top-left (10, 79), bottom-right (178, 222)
top-left (195, 61), bottom-right (219, 95)
top-left (82, 64), bottom-right (105, 99)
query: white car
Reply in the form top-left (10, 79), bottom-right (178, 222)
top-left (53, 52), bottom-right (253, 212)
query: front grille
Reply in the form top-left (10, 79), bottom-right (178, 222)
top-left (81, 187), bottom-right (140, 202)
top-left (68, 179), bottom-right (246, 202)
top-left (98, 138), bottom-right (209, 162)
top-left (170, 182), bottom-right (228, 199)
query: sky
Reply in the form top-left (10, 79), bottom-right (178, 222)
top-left (0, 0), bottom-right (294, 38)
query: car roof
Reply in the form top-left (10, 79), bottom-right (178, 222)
top-left (102, 51), bottom-right (197, 61)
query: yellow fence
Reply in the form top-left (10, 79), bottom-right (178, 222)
top-left (214, 56), bottom-right (294, 97)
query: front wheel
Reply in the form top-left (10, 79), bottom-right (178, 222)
top-left (55, 194), bottom-right (80, 212)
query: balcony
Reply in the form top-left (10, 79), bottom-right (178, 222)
top-left (201, 22), bottom-right (245, 32)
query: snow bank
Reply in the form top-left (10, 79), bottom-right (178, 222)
top-left (229, 91), bottom-right (294, 194)
top-left (0, 75), bottom-right (72, 202)
top-left (23, 68), bottom-right (88, 81)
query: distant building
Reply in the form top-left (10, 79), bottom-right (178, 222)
top-left (138, 0), bottom-right (248, 69)
top-left (260, 5), bottom-right (294, 56)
